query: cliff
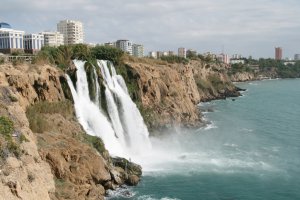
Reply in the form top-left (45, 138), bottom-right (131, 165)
top-left (122, 58), bottom-right (240, 130)
top-left (230, 72), bottom-right (256, 82)
top-left (0, 63), bottom-right (141, 200)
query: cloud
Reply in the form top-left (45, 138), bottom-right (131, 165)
top-left (1, 0), bottom-right (300, 58)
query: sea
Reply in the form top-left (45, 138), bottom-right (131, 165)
top-left (107, 78), bottom-right (300, 200)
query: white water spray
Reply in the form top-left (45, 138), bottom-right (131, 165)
top-left (93, 67), bottom-right (100, 106)
top-left (66, 60), bottom-right (152, 160)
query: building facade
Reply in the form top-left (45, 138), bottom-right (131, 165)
top-left (23, 34), bottom-right (44, 54)
top-left (116, 40), bottom-right (132, 55)
top-left (104, 42), bottom-right (116, 47)
top-left (217, 53), bottom-right (230, 64)
top-left (41, 31), bottom-right (64, 47)
top-left (132, 44), bottom-right (144, 57)
top-left (149, 51), bottom-right (157, 59)
top-left (294, 54), bottom-right (300, 61)
top-left (178, 47), bottom-right (186, 58)
top-left (57, 20), bottom-right (84, 45)
top-left (275, 47), bottom-right (282, 60)
top-left (0, 22), bottom-right (25, 54)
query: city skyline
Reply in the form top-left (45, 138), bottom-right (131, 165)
top-left (1, 0), bottom-right (300, 58)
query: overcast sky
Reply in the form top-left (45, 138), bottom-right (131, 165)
top-left (1, 0), bottom-right (300, 58)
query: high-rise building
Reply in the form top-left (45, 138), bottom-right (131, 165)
top-left (217, 53), bottom-right (230, 64)
top-left (275, 47), bottom-right (282, 60)
top-left (149, 51), bottom-right (157, 59)
top-left (24, 33), bottom-right (44, 54)
top-left (178, 47), bottom-right (186, 58)
top-left (116, 40), bottom-right (132, 55)
top-left (294, 54), bottom-right (300, 61)
top-left (132, 44), bottom-right (144, 57)
top-left (41, 31), bottom-right (64, 47)
top-left (0, 22), bottom-right (25, 54)
top-left (57, 20), bottom-right (84, 45)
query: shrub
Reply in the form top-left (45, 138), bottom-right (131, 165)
top-left (161, 55), bottom-right (189, 64)
top-left (83, 134), bottom-right (106, 155)
top-left (91, 45), bottom-right (124, 65)
top-left (26, 101), bottom-right (74, 133)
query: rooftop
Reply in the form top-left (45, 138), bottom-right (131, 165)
top-left (0, 22), bottom-right (12, 29)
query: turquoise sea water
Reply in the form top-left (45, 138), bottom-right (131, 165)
top-left (109, 79), bottom-right (300, 200)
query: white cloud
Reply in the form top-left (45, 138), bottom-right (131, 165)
top-left (1, 0), bottom-right (300, 58)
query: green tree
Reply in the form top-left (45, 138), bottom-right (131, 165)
top-left (91, 46), bottom-right (124, 65)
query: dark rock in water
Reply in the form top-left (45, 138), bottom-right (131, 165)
top-left (126, 175), bottom-right (140, 186)
top-left (112, 157), bottom-right (142, 176)
top-left (232, 99), bottom-right (236, 101)
top-left (236, 86), bottom-right (246, 92)
top-left (111, 157), bottom-right (142, 186)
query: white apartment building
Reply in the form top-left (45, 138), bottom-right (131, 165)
top-left (41, 31), bottom-right (64, 47)
top-left (132, 44), bottom-right (144, 57)
top-left (0, 22), bottom-right (25, 54)
top-left (178, 47), bottom-right (186, 58)
top-left (57, 20), bottom-right (84, 45)
top-left (24, 33), bottom-right (44, 54)
top-left (116, 40), bottom-right (133, 55)
top-left (149, 51), bottom-right (157, 59)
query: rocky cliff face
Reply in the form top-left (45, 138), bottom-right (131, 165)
top-left (0, 63), bottom-right (62, 199)
top-left (230, 72), bottom-right (256, 82)
top-left (124, 58), bottom-right (240, 130)
top-left (0, 63), bottom-right (141, 200)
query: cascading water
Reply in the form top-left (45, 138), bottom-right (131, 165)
top-left (66, 59), bottom-right (151, 160)
top-left (93, 67), bottom-right (100, 106)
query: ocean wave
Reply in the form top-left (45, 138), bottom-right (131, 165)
top-left (106, 186), bottom-right (136, 199)
top-left (137, 195), bottom-right (181, 200)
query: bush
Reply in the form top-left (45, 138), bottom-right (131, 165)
top-left (26, 101), bottom-right (74, 133)
top-left (83, 134), bottom-right (106, 155)
top-left (91, 45), bottom-right (124, 65)
top-left (160, 55), bottom-right (189, 64)
top-left (0, 116), bottom-right (14, 140)
top-left (0, 116), bottom-right (22, 159)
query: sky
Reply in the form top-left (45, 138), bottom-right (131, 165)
top-left (1, 0), bottom-right (300, 58)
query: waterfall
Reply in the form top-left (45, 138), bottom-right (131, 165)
top-left (93, 67), bottom-right (100, 106)
top-left (66, 59), bottom-right (151, 160)
top-left (66, 60), bottom-right (125, 156)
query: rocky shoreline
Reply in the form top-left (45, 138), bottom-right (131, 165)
top-left (0, 58), bottom-right (246, 199)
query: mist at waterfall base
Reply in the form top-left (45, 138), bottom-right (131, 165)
top-left (66, 62), bottom-right (300, 199)
top-left (109, 79), bottom-right (300, 200)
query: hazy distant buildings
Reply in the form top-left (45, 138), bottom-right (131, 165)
top-left (275, 47), bottom-right (282, 60)
top-left (41, 31), bottom-right (64, 47)
top-left (104, 42), bottom-right (116, 47)
top-left (23, 33), bottom-right (44, 54)
top-left (186, 49), bottom-right (197, 57)
top-left (0, 22), bottom-right (24, 54)
top-left (116, 40), bottom-right (133, 55)
top-left (217, 53), bottom-right (230, 64)
top-left (178, 47), bottom-right (186, 58)
top-left (294, 54), bottom-right (300, 61)
top-left (132, 44), bottom-right (144, 58)
top-left (57, 20), bottom-right (84, 45)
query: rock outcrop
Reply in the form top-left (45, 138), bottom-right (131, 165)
top-left (124, 59), bottom-right (240, 130)
top-left (230, 72), bottom-right (256, 82)
top-left (0, 63), bottom-right (59, 200)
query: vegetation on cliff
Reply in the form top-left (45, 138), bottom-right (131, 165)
top-left (228, 58), bottom-right (300, 78)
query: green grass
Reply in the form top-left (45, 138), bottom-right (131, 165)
top-left (26, 101), bottom-right (74, 133)
top-left (0, 116), bottom-right (22, 159)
